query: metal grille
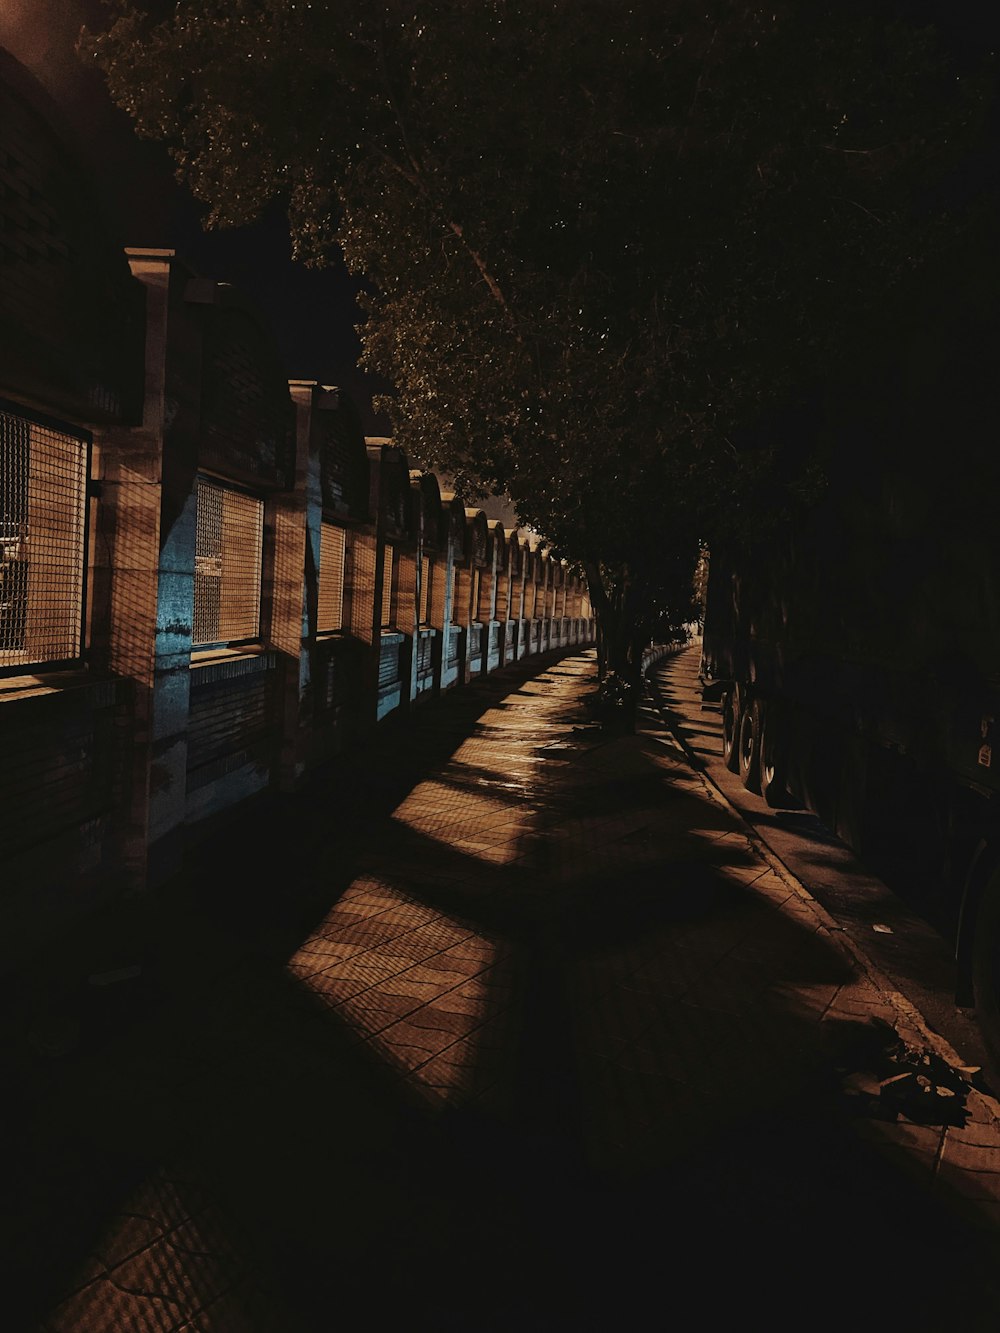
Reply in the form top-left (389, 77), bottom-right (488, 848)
top-left (0, 406), bottom-right (88, 670)
top-left (378, 636), bottom-right (400, 687)
top-left (318, 523), bottom-right (346, 632)
top-left (416, 632), bottom-right (433, 675)
top-left (495, 572), bottom-right (507, 620)
top-left (381, 544), bottom-right (393, 628)
top-left (193, 477), bottom-right (263, 646)
top-left (420, 555), bottom-right (431, 624)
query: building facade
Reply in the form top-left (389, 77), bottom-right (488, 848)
top-left (0, 50), bottom-right (595, 956)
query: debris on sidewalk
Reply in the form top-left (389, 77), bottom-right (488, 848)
top-left (827, 1016), bottom-right (985, 1127)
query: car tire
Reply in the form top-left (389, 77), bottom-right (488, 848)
top-left (738, 696), bottom-right (762, 793)
top-left (722, 686), bottom-right (741, 772)
top-left (759, 701), bottom-right (791, 807)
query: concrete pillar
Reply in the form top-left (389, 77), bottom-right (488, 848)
top-left (92, 250), bottom-right (195, 888)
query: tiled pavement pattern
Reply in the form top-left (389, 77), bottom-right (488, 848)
top-left (8, 648), bottom-right (1000, 1331)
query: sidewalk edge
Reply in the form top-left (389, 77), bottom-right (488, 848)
top-left (642, 654), bottom-right (1000, 1120)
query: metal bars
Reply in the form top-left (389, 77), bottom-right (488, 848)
top-left (0, 405), bottom-right (88, 671)
top-left (380, 543), bottom-right (393, 628)
top-left (193, 477), bottom-right (263, 647)
top-left (419, 555), bottom-right (431, 625)
top-left (318, 523), bottom-right (346, 632)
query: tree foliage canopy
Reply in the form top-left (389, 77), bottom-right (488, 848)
top-left (85, 0), bottom-right (996, 652)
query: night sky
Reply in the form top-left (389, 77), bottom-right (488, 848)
top-left (0, 0), bottom-right (392, 434)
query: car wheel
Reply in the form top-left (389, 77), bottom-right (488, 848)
top-left (759, 701), bottom-right (791, 807)
top-left (738, 696), bottom-right (762, 793)
top-left (722, 686), bottom-right (741, 772)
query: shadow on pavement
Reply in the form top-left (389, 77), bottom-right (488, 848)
top-left (7, 652), bottom-right (1000, 1330)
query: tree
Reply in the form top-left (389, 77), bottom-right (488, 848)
top-left (84, 0), bottom-right (996, 719)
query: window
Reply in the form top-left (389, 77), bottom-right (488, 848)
top-left (419, 555), bottom-right (432, 625)
top-left (0, 404), bottom-right (88, 672)
top-left (193, 477), bottom-right (263, 647)
top-left (380, 544), bottom-right (393, 628)
top-left (471, 568), bottom-right (482, 621)
top-left (318, 523), bottom-right (346, 632)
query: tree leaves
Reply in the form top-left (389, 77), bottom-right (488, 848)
top-left (84, 0), bottom-right (996, 635)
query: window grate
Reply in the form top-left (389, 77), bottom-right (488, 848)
top-left (419, 555), bottom-right (431, 625)
top-left (318, 523), bottom-right (346, 632)
top-left (193, 477), bottom-right (263, 646)
top-left (416, 632), bottom-right (433, 674)
top-left (0, 406), bottom-right (88, 671)
top-left (380, 544), bottom-right (393, 628)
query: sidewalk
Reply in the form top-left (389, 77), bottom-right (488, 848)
top-left (11, 648), bottom-right (1000, 1331)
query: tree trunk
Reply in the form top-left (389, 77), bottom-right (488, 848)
top-left (583, 560), bottom-right (646, 733)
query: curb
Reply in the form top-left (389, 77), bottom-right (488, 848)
top-left (641, 654), bottom-right (1000, 1116)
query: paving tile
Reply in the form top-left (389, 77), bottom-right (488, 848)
top-left (400, 1003), bottom-right (479, 1039)
top-left (45, 1277), bottom-right (185, 1333)
top-left (763, 981), bottom-right (844, 1021)
top-left (92, 1210), bottom-right (167, 1270)
top-left (946, 1115), bottom-right (1000, 1149)
top-left (373, 974), bottom-right (450, 1004)
top-left (334, 990), bottom-right (416, 1034)
top-left (936, 1157), bottom-right (1000, 1202)
top-left (429, 989), bottom-right (491, 1020)
top-left (939, 1137), bottom-right (1000, 1174)
top-left (375, 1019), bottom-right (462, 1063)
top-left (30, 647), bottom-right (1000, 1328)
top-left (851, 1118), bottom-right (943, 1186)
top-left (436, 948), bottom-right (496, 976)
top-left (823, 998), bottom-right (901, 1028)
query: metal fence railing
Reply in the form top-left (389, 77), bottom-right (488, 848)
top-left (193, 477), bottom-right (263, 647)
top-left (0, 404), bottom-right (89, 672)
top-left (318, 523), bottom-right (346, 632)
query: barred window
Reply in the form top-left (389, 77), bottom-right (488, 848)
top-left (0, 405), bottom-right (88, 672)
top-left (380, 544), bottom-right (393, 628)
top-left (318, 523), bottom-right (346, 632)
top-left (193, 477), bottom-right (263, 647)
top-left (419, 555), bottom-right (432, 625)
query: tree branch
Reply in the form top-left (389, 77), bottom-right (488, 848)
top-left (374, 30), bottom-right (518, 330)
